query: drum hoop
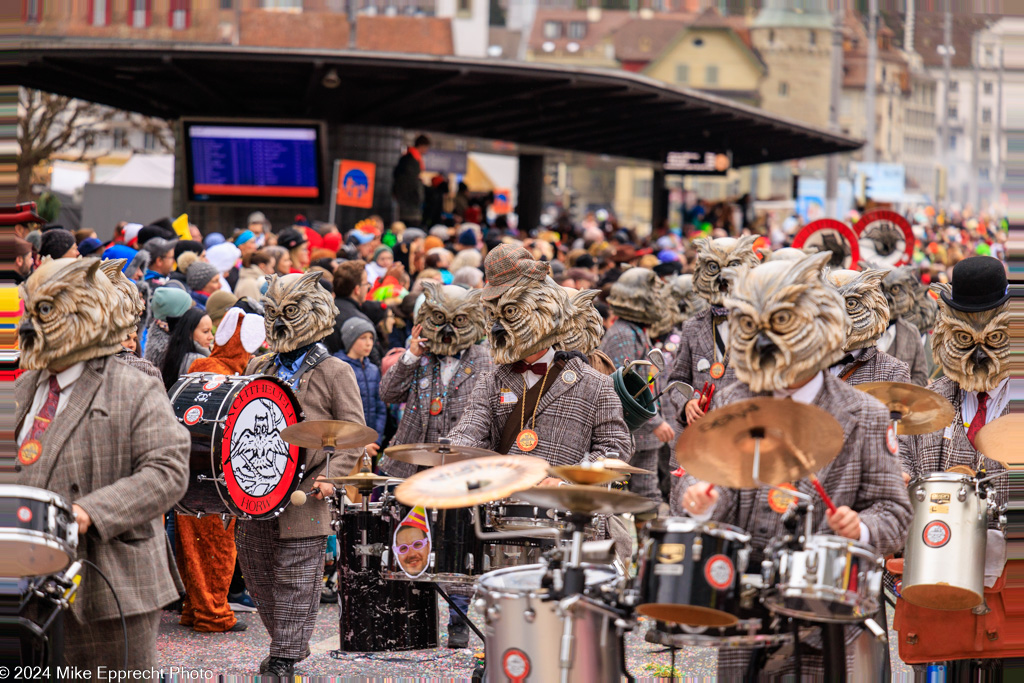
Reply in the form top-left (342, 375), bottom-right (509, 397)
top-left (0, 485), bottom-right (73, 510)
top-left (477, 563), bottom-right (618, 596)
top-left (910, 472), bottom-right (974, 486)
top-left (804, 534), bottom-right (881, 557)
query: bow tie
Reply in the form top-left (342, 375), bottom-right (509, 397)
top-left (710, 306), bottom-right (729, 317)
top-left (830, 354), bottom-right (856, 368)
top-left (512, 361), bottom-right (547, 375)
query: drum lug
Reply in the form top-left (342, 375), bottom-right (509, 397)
top-left (466, 553), bottom-right (475, 572)
top-left (737, 547), bottom-right (750, 575)
top-left (473, 597), bottom-right (487, 616)
top-left (957, 486), bottom-right (968, 502)
top-left (197, 474), bottom-right (226, 485)
top-left (486, 605), bottom-right (501, 623)
top-left (524, 607), bottom-right (536, 623)
top-left (692, 537), bottom-right (703, 563)
top-left (913, 486), bottom-right (926, 502)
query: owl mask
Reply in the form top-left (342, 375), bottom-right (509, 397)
top-left (725, 251), bottom-right (846, 393)
top-left (607, 267), bottom-right (672, 328)
top-left (826, 268), bottom-right (889, 351)
top-left (484, 277), bottom-right (579, 365)
top-left (18, 257), bottom-right (125, 370)
top-left (905, 280), bottom-right (939, 335)
top-left (881, 266), bottom-right (918, 324)
top-left (930, 284), bottom-right (1009, 392)
top-left (668, 274), bottom-right (709, 324)
top-left (553, 288), bottom-right (604, 355)
top-left (99, 258), bottom-right (145, 347)
top-left (262, 272), bottom-right (339, 353)
top-left (693, 235), bottom-right (760, 305)
top-left (416, 281), bottom-right (485, 357)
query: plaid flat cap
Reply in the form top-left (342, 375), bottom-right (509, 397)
top-left (482, 243), bottom-right (550, 300)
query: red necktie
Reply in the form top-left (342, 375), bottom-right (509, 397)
top-left (966, 391), bottom-right (989, 449)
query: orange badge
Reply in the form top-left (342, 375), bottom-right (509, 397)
top-left (516, 429), bottom-right (539, 452)
top-left (709, 362), bottom-right (725, 380)
top-left (18, 439), bottom-right (42, 467)
top-left (768, 483), bottom-right (797, 514)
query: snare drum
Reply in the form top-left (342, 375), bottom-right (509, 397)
top-left (763, 534), bottom-right (883, 623)
top-left (902, 472), bottom-right (988, 610)
top-left (635, 518), bottom-right (751, 627)
top-left (0, 485), bottom-right (78, 578)
top-left (335, 502), bottom-right (438, 651)
top-left (168, 374), bottom-right (305, 519)
top-left (474, 564), bottom-right (623, 683)
top-left (483, 498), bottom-right (597, 571)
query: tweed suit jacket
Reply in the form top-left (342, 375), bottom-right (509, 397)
top-left (15, 355), bottom-right (190, 622)
top-left (377, 343), bottom-right (493, 479)
top-left (902, 375), bottom-right (1009, 511)
top-left (666, 308), bottom-right (738, 432)
top-left (446, 356), bottom-right (633, 466)
top-left (244, 354), bottom-right (366, 539)
top-left (832, 348), bottom-right (910, 386)
top-left (114, 349), bottom-right (162, 380)
top-left (600, 318), bottom-right (663, 451)
top-left (888, 318), bottom-right (929, 386)
top-left (680, 373), bottom-right (912, 565)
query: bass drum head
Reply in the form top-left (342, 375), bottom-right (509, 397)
top-left (218, 376), bottom-right (305, 519)
top-left (900, 584), bottom-right (982, 611)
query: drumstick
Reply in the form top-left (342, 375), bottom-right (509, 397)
top-left (705, 483), bottom-right (715, 496)
top-left (810, 475), bottom-right (837, 514)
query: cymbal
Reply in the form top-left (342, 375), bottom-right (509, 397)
top-left (395, 455), bottom-right (549, 509)
top-left (596, 457), bottom-right (656, 475)
top-left (675, 398), bottom-right (843, 489)
top-left (280, 420), bottom-right (378, 450)
top-left (325, 472), bottom-right (400, 490)
top-left (384, 443), bottom-right (499, 468)
top-left (514, 485), bottom-right (657, 516)
top-left (636, 602), bottom-right (738, 628)
top-left (974, 413), bottom-right (1024, 467)
top-left (855, 382), bottom-right (955, 435)
top-left (548, 465), bottom-right (627, 486)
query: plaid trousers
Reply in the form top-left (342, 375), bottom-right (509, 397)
top-left (64, 610), bottom-right (161, 674)
top-left (628, 447), bottom-right (663, 503)
top-left (235, 520), bottom-right (327, 660)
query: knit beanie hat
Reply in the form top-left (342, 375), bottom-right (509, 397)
top-left (341, 316), bottom-right (375, 353)
top-left (372, 245), bottom-right (393, 263)
top-left (205, 290), bottom-right (239, 325)
top-left (176, 250), bottom-right (200, 274)
top-left (206, 242), bottom-right (241, 274)
top-left (187, 261), bottom-right (220, 292)
top-left (151, 286), bottom-right (193, 321)
top-left (174, 240), bottom-right (204, 261)
top-left (39, 229), bottom-right (76, 260)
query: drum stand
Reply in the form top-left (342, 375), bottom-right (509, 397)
top-left (6, 563), bottom-right (82, 672)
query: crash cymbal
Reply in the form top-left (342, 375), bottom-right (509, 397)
top-left (675, 398), bottom-right (843, 489)
top-left (974, 414), bottom-right (1024, 467)
top-left (395, 455), bottom-right (549, 509)
top-left (325, 472), bottom-right (400, 490)
top-left (946, 465), bottom-right (976, 476)
top-left (515, 485), bottom-right (657, 516)
top-left (637, 603), bottom-right (738, 628)
top-left (548, 465), bottom-right (627, 486)
top-left (384, 442), bottom-right (499, 468)
top-left (280, 420), bottom-right (379, 450)
top-left (855, 382), bottom-right (955, 435)
top-left (596, 457), bottom-right (656, 475)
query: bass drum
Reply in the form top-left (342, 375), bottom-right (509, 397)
top-left (168, 374), bottom-right (305, 519)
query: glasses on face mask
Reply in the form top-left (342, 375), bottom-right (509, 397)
top-left (396, 539), bottom-right (428, 555)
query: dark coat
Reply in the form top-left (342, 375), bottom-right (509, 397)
top-left (333, 350), bottom-right (387, 445)
top-left (392, 152), bottom-right (424, 222)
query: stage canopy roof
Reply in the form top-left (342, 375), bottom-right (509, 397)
top-left (12, 39), bottom-right (862, 166)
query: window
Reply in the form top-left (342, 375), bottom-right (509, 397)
top-left (985, 46), bottom-right (994, 64)
top-left (982, 107), bottom-right (992, 124)
top-left (981, 135), bottom-right (990, 153)
top-left (778, 81), bottom-right (789, 97)
top-left (567, 21), bottom-right (586, 40)
top-left (984, 81), bottom-right (993, 95)
top-left (809, 30), bottom-right (816, 46)
top-left (633, 176), bottom-right (652, 199)
top-left (947, 105), bottom-right (958, 120)
top-left (949, 80), bottom-right (958, 93)
top-left (143, 132), bottom-right (156, 150)
top-left (457, 0), bottom-right (471, 17)
top-left (169, 0), bottom-right (189, 28)
top-left (90, 0), bottom-right (108, 26)
top-left (543, 21), bottom-right (561, 39)
top-left (130, 0), bottom-right (150, 27)
top-left (112, 129), bottom-right (128, 149)
top-left (949, 134), bottom-right (957, 150)
top-left (260, 0), bottom-right (301, 8)
top-left (692, 37), bottom-right (704, 47)
top-left (219, 0), bottom-right (232, 8)
top-left (675, 64), bottom-right (689, 84)
top-left (24, 0), bottom-right (41, 23)
top-left (705, 65), bottom-right (718, 86)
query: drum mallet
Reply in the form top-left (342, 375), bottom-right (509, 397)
top-left (809, 475), bottom-right (837, 514)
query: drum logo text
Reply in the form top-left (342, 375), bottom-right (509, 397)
top-left (922, 520), bottom-right (951, 548)
top-left (656, 543), bottom-right (685, 564)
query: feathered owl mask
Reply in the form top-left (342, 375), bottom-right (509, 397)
top-left (826, 268), bottom-right (889, 351)
top-left (668, 274), bottom-right (709, 325)
top-left (881, 266), bottom-right (918, 324)
top-left (905, 279), bottom-right (939, 335)
top-left (18, 257), bottom-right (126, 370)
top-left (484, 277), bottom-right (591, 365)
top-left (416, 281), bottom-right (486, 357)
top-left (553, 287), bottom-right (604, 356)
top-left (693, 235), bottom-right (760, 305)
top-left (261, 272), bottom-right (339, 353)
top-left (607, 267), bottom-right (672, 328)
top-left (930, 284), bottom-right (1009, 392)
top-left (99, 258), bottom-right (145, 347)
top-left (724, 251), bottom-right (846, 393)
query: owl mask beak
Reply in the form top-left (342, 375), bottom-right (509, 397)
top-left (755, 333), bottom-right (776, 357)
top-left (491, 321), bottom-right (506, 339)
top-left (18, 320), bottom-right (36, 347)
top-left (273, 319), bottom-right (288, 336)
top-left (973, 346), bottom-right (989, 367)
top-left (441, 323), bottom-right (455, 344)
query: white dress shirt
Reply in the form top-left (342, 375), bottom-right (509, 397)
top-left (876, 323), bottom-right (897, 355)
top-left (401, 349), bottom-right (461, 386)
top-left (522, 348), bottom-right (557, 390)
top-left (827, 348), bottom-right (864, 377)
top-left (961, 377), bottom-right (1010, 429)
top-left (17, 362), bottom-right (86, 445)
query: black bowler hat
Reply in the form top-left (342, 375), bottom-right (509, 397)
top-left (942, 256), bottom-right (1009, 312)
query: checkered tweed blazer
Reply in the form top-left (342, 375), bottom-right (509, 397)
top-left (446, 356), bottom-right (633, 466)
top-left (833, 348), bottom-right (910, 385)
top-left (378, 343), bottom-right (494, 479)
top-left (902, 375), bottom-right (1009, 512)
top-left (114, 349), bottom-right (162, 380)
top-left (666, 308), bottom-right (739, 431)
top-left (15, 355), bottom-right (191, 622)
top-left (680, 373), bottom-right (913, 564)
top-left (889, 318), bottom-right (929, 386)
top-left (599, 318), bottom-right (663, 451)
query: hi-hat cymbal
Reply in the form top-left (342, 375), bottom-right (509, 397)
top-left (325, 472), bottom-right (400, 490)
top-left (855, 382), bottom-right (955, 435)
top-left (675, 398), bottom-right (843, 489)
top-left (384, 443), bottom-right (499, 468)
top-left (974, 414), bottom-right (1024, 467)
top-left (280, 420), bottom-right (378, 450)
top-left (596, 458), bottom-right (655, 475)
top-left (395, 455), bottom-right (549, 509)
top-left (514, 485), bottom-right (657, 516)
top-left (548, 465), bottom-right (627, 486)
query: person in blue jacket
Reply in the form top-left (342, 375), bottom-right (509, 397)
top-left (334, 317), bottom-right (386, 456)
